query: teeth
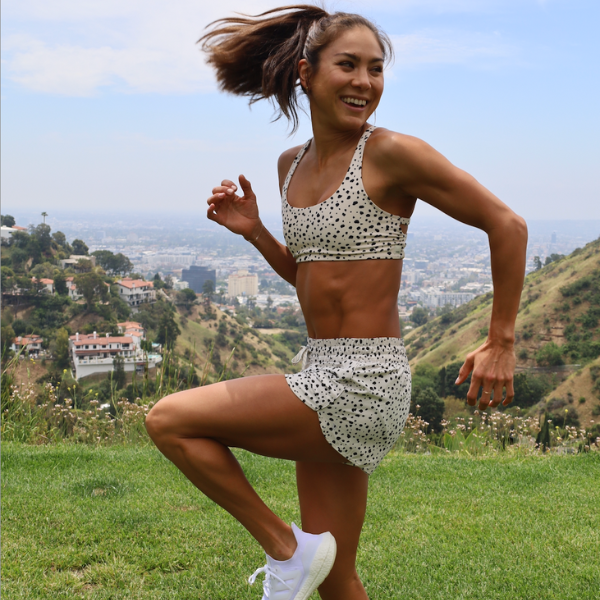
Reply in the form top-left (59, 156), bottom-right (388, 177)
top-left (342, 97), bottom-right (367, 106)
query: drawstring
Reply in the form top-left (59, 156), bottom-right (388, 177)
top-left (291, 345), bottom-right (310, 370)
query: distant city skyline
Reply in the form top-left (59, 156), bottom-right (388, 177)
top-left (2, 1), bottom-right (599, 219)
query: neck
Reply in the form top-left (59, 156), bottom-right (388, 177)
top-left (308, 114), bottom-right (369, 166)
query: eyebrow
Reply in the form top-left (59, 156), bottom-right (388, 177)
top-left (334, 52), bottom-right (384, 63)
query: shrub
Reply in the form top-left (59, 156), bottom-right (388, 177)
top-left (536, 342), bottom-right (565, 367)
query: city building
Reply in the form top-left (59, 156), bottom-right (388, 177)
top-left (420, 291), bottom-right (476, 309)
top-left (69, 330), bottom-right (161, 380)
top-left (181, 265), bottom-right (216, 294)
top-left (115, 278), bottom-right (156, 311)
top-left (11, 334), bottom-right (43, 355)
top-left (228, 270), bottom-right (258, 298)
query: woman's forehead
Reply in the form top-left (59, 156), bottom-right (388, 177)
top-left (323, 27), bottom-right (384, 61)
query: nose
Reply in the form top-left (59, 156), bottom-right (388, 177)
top-left (352, 68), bottom-right (371, 90)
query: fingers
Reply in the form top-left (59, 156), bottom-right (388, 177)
top-left (238, 174), bottom-right (255, 199)
top-left (211, 183), bottom-right (238, 198)
top-left (503, 379), bottom-right (515, 406)
top-left (456, 355), bottom-right (474, 386)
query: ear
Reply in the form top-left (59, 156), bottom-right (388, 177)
top-left (298, 58), bottom-right (311, 93)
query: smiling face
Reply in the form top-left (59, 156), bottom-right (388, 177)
top-left (299, 26), bottom-right (385, 132)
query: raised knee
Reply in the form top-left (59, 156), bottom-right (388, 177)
top-left (145, 398), bottom-right (174, 443)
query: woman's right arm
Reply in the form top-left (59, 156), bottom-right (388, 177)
top-left (207, 174), bottom-right (298, 286)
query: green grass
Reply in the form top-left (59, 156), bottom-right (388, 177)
top-left (2, 444), bottom-right (599, 599)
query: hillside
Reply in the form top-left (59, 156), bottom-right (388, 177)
top-left (404, 236), bottom-right (600, 427)
top-left (173, 303), bottom-right (303, 382)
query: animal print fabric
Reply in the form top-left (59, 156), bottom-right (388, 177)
top-left (282, 126), bottom-right (411, 263)
top-left (285, 337), bottom-right (412, 475)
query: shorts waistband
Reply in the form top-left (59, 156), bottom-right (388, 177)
top-left (291, 337), bottom-right (405, 369)
top-left (304, 336), bottom-right (404, 349)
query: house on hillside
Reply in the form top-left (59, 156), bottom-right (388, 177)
top-left (59, 255), bottom-right (96, 272)
top-left (116, 278), bottom-right (155, 311)
top-left (69, 330), bottom-right (161, 380)
top-left (117, 321), bottom-right (145, 337)
top-left (11, 334), bottom-right (43, 356)
top-left (31, 277), bottom-right (54, 294)
top-left (65, 277), bottom-right (83, 301)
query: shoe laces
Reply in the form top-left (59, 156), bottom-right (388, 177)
top-left (248, 564), bottom-right (293, 598)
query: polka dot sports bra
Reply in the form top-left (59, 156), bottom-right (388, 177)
top-left (282, 126), bottom-right (410, 263)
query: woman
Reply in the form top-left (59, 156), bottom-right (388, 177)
top-left (145, 5), bottom-right (527, 600)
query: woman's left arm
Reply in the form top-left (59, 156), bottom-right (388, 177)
top-left (376, 132), bottom-right (528, 409)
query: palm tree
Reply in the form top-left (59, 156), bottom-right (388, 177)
top-left (41, 211), bottom-right (48, 224)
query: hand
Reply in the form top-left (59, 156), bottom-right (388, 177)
top-left (206, 175), bottom-right (262, 240)
top-left (455, 340), bottom-right (516, 410)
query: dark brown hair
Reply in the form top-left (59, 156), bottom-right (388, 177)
top-left (198, 4), bottom-right (393, 132)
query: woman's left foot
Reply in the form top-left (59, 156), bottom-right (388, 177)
top-left (248, 523), bottom-right (337, 600)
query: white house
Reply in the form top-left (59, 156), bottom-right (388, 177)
top-left (59, 255), bottom-right (96, 270)
top-left (65, 277), bottom-right (83, 301)
top-left (31, 277), bottom-right (54, 294)
top-left (11, 334), bottom-right (43, 355)
top-left (69, 330), bottom-right (161, 380)
top-left (116, 278), bottom-right (156, 311)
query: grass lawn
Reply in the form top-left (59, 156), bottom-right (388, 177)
top-left (2, 443), bottom-right (599, 599)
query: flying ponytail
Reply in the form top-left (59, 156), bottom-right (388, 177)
top-left (198, 4), bottom-right (392, 132)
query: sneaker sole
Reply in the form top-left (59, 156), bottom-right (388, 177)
top-left (295, 533), bottom-right (337, 600)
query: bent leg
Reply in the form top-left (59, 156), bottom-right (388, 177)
top-left (145, 374), bottom-right (347, 560)
top-left (296, 462), bottom-right (370, 600)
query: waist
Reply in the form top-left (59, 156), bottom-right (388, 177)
top-left (296, 261), bottom-right (402, 338)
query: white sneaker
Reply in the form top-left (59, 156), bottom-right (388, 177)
top-left (248, 523), bottom-right (337, 600)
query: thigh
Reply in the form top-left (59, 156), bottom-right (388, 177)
top-left (296, 462), bottom-right (369, 593)
top-left (147, 374), bottom-right (346, 464)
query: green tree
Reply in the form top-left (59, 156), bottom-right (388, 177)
top-left (52, 231), bottom-right (69, 249)
top-left (410, 387), bottom-right (445, 433)
top-left (10, 248), bottom-right (29, 273)
top-left (536, 342), bottom-right (564, 367)
top-left (1, 267), bottom-right (15, 293)
top-left (155, 309), bottom-right (181, 350)
top-left (54, 327), bottom-right (71, 370)
top-left (31, 224), bottom-right (52, 254)
top-left (41, 211), bottom-right (48, 224)
top-left (113, 355), bottom-right (126, 390)
top-left (533, 256), bottom-right (542, 271)
top-left (1, 214), bottom-right (16, 227)
top-left (72, 239), bottom-right (89, 255)
top-left (54, 271), bottom-right (68, 296)
top-left (410, 307), bottom-right (429, 327)
top-left (1, 325), bottom-right (15, 357)
top-left (203, 279), bottom-right (215, 311)
top-left (177, 287), bottom-right (197, 310)
top-left (75, 271), bottom-right (108, 310)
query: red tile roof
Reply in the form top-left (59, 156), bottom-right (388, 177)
top-left (117, 278), bottom-right (153, 290)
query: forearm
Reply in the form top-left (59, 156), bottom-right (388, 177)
top-left (486, 214), bottom-right (528, 344)
top-left (246, 222), bottom-right (298, 287)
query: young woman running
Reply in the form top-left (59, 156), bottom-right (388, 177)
top-left (145, 5), bottom-right (528, 599)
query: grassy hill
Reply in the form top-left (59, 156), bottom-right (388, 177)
top-left (173, 303), bottom-right (303, 383)
top-left (404, 236), bottom-right (600, 427)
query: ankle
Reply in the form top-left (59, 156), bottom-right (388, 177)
top-left (264, 524), bottom-right (297, 561)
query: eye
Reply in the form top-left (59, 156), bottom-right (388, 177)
top-left (338, 61), bottom-right (354, 68)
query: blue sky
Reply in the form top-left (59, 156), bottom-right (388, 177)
top-left (2, 0), bottom-right (599, 223)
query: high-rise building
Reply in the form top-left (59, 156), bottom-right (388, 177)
top-left (181, 265), bottom-right (216, 294)
top-left (228, 270), bottom-right (258, 298)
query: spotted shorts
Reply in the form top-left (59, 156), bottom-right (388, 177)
top-left (285, 337), bottom-right (412, 475)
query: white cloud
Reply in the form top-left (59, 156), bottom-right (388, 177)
top-left (2, 1), bottom-right (519, 96)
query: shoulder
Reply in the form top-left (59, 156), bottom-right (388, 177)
top-left (366, 127), bottom-right (457, 186)
top-left (277, 144), bottom-right (305, 189)
top-left (367, 127), bottom-right (436, 164)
